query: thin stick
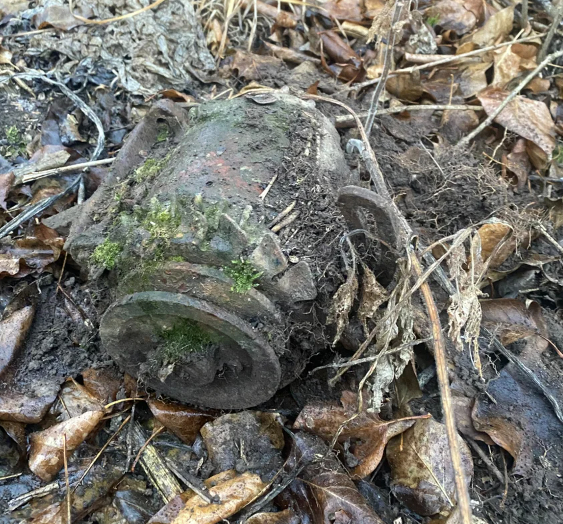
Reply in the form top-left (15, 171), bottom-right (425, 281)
top-left (268, 201), bottom-right (296, 228)
top-left (69, 0), bottom-right (168, 25)
top-left (349, 34), bottom-right (545, 92)
top-left (20, 158), bottom-right (115, 185)
top-left (538, 0), bottom-right (563, 62)
top-left (131, 426), bottom-right (166, 472)
top-left (457, 49), bottom-right (563, 149)
top-left (410, 251), bottom-right (472, 524)
top-left (164, 458), bottom-right (213, 504)
top-left (467, 438), bottom-right (505, 485)
top-left (73, 415), bottom-right (131, 490)
top-left (259, 174), bottom-right (278, 200)
top-left (103, 397), bottom-right (146, 410)
top-left (271, 211), bottom-right (299, 233)
top-left (63, 434), bottom-right (71, 524)
top-left (521, 0), bottom-right (529, 30)
top-left (0, 473), bottom-right (22, 481)
top-left (334, 104), bottom-right (483, 128)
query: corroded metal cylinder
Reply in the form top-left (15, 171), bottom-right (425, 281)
top-left (68, 93), bottom-right (354, 408)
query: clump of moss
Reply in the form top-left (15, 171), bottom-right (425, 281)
top-left (554, 144), bottom-right (563, 165)
top-left (91, 239), bottom-right (122, 269)
top-left (156, 125), bottom-right (169, 142)
top-left (426, 14), bottom-right (440, 26)
top-left (142, 197), bottom-right (180, 240)
top-left (224, 259), bottom-right (262, 293)
top-left (134, 154), bottom-right (170, 183)
top-left (3, 125), bottom-right (26, 158)
top-left (159, 320), bottom-right (212, 361)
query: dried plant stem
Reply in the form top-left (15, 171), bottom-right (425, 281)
top-left (69, 0), bottom-right (168, 25)
top-left (410, 251), bottom-right (472, 524)
top-left (20, 158), bottom-right (114, 185)
top-left (467, 438), bottom-right (505, 485)
top-left (538, 0), bottom-right (563, 62)
top-left (457, 49), bottom-right (563, 149)
top-left (63, 434), bottom-right (71, 524)
top-left (521, 0), bottom-right (529, 30)
top-left (350, 34), bottom-right (545, 92)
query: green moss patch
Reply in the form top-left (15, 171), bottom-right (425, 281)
top-left (158, 320), bottom-right (212, 361)
top-left (91, 239), bottom-right (122, 270)
top-left (224, 259), bottom-right (262, 293)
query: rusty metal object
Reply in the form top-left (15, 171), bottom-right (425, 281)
top-left (68, 92), bottom-right (353, 409)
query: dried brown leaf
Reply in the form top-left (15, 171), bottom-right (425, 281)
top-left (0, 305), bottom-right (34, 376)
top-left (491, 47), bottom-right (523, 89)
top-left (320, 30), bottom-right (366, 83)
top-left (294, 391), bottom-right (426, 478)
top-left (327, 268), bottom-right (358, 345)
top-left (470, 6), bottom-right (514, 46)
top-left (386, 70), bottom-right (424, 101)
top-left (504, 138), bottom-right (530, 189)
top-left (525, 77), bottom-right (551, 94)
top-left (386, 417), bottom-right (473, 516)
top-left (230, 50), bottom-right (284, 81)
top-left (33, 5), bottom-right (90, 30)
top-left (318, 0), bottom-right (363, 22)
top-left (476, 221), bottom-right (515, 268)
top-left (478, 87), bottom-right (556, 157)
top-left (171, 471), bottom-right (266, 524)
top-left (246, 509), bottom-right (300, 524)
top-left (0, 172), bottom-right (14, 210)
top-left (458, 61), bottom-right (491, 97)
top-left (29, 410), bottom-right (104, 481)
top-left (148, 399), bottom-right (216, 445)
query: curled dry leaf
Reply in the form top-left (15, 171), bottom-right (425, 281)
top-left (29, 409), bottom-right (104, 481)
top-left (319, 31), bottom-right (366, 83)
top-left (170, 471), bottom-right (266, 524)
top-left (148, 399), bottom-right (216, 444)
top-left (478, 88), bottom-right (556, 157)
top-left (327, 268), bottom-right (358, 345)
top-left (504, 138), bottom-right (531, 189)
top-left (280, 431), bottom-right (386, 524)
top-left (476, 221), bottom-right (516, 268)
top-left (230, 50), bottom-right (285, 81)
top-left (33, 5), bottom-right (92, 30)
top-left (470, 6), bottom-right (514, 47)
top-left (386, 417), bottom-right (473, 516)
top-left (294, 391), bottom-right (427, 478)
top-left (56, 378), bottom-right (104, 420)
top-left (0, 304), bottom-right (35, 376)
top-left (0, 381), bottom-right (58, 423)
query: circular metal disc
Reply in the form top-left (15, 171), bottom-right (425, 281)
top-left (100, 291), bottom-right (281, 409)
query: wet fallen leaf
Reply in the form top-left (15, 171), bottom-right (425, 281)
top-left (470, 6), bottom-right (514, 46)
top-left (525, 76), bottom-right (551, 94)
top-left (29, 409), bottom-right (104, 481)
top-left (472, 333), bottom-right (563, 475)
top-left (81, 367), bottom-right (122, 404)
top-left (319, 30), bottom-right (366, 83)
top-left (56, 378), bottom-right (104, 420)
top-left (480, 298), bottom-right (547, 346)
top-left (280, 431), bottom-right (386, 524)
top-left (170, 471), bottom-right (266, 524)
top-left (478, 88), bottom-right (556, 157)
top-left (201, 411), bottom-right (284, 480)
top-left (294, 391), bottom-right (427, 478)
top-left (450, 395), bottom-right (494, 444)
top-left (491, 47), bottom-right (525, 89)
top-left (0, 304), bottom-right (35, 376)
top-left (148, 399), bottom-right (216, 445)
top-left (246, 509), bottom-right (300, 524)
top-left (387, 417), bottom-right (473, 516)
top-left (327, 268), bottom-right (358, 345)
top-left (31, 501), bottom-right (66, 524)
top-left (386, 70), bottom-right (424, 101)
top-left (0, 381), bottom-right (58, 423)
top-left (458, 61), bottom-right (491, 97)
top-left (425, 0), bottom-right (478, 35)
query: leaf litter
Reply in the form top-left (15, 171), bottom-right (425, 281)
top-left (0, 0), bottom-right (563, 522)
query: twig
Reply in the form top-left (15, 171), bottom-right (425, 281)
top-left (500, 450), bottom-right (509, 508)
top-left (73, 415), bottom-right (131, 490)
top-left (63, 434), bottom-right (71, 524)
top-left (0, 175), bottom-right (81, 240)
top-left (334, 104), bottom-right (483, 127)
top-left (131, 425), bottom-right (166, 472)
top-left (410, 251), bottom-right (472, 524)
top-left (521, 0), bottom-right (529, 30)
top-left (538, 0), bottom-right (563, 62)
top-left (457, 49), bottom-right (563, 149)
top-left (69, 0), bottom-right (168, 25)
top-left (483, 328), bottom-right (563, 424)
top-left (0, 473), bottom-right (22, 481)
top-left (259, 174), bottom-right (277, 200)
top-left (164, 458), bottom-right (214, 504)
top-left (8, 482), bottom-right (61, 511)
top-left (365, 0), bottom-right (406, 135)
top-left (536, 223), bottom-right (563, 256)
top-left (349, 34), bottom-right (545, 92)
top-left (267, 201), bottom-right (296, 228)
top-left (271, 211), bottom-right (300, 233)
top-left (467, 438), bottom-right (505, 485)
